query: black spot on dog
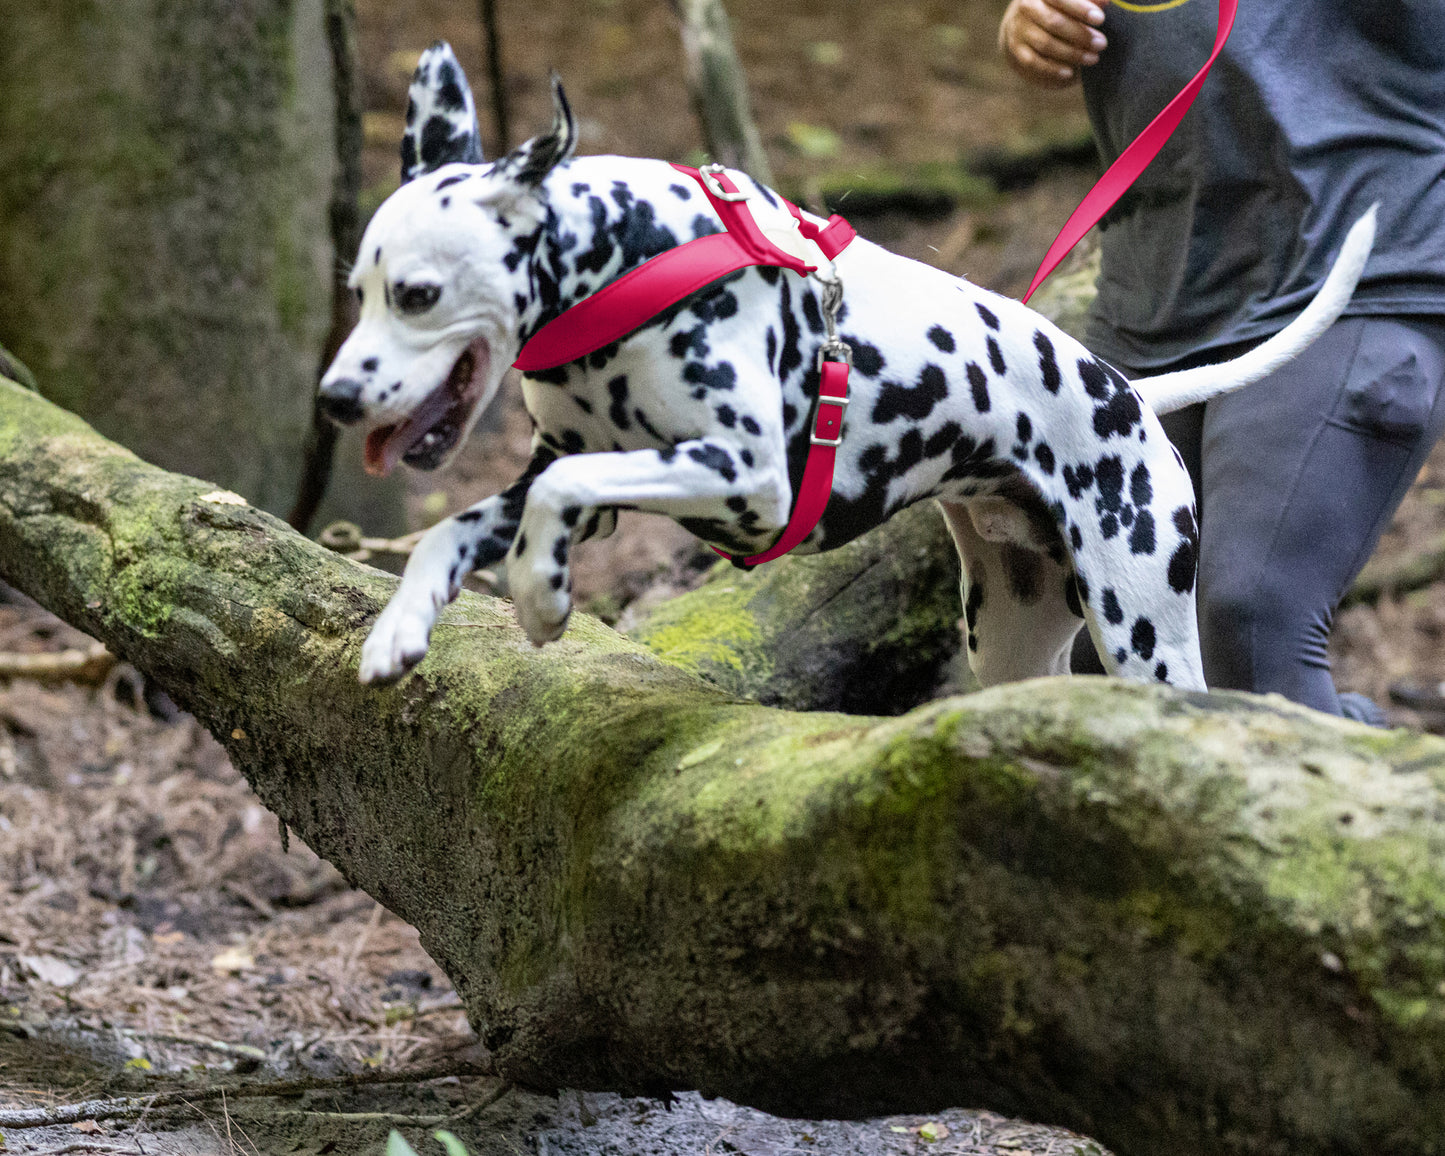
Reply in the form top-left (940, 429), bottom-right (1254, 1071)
top-left (670, 183), bottom-right (692, 199)
top-left (847, 339), bottom-right (885, 378)
top-left (1128, 510), bottom-right (1156, 556)
top-left (1035, 330), bottom-right (1061, 393)
top-left (670, 325), bottom-right (709, 360)
top-left (964, 580), bottom-right (985, 651)
top-left (1114, 648), bottom-right (1128, 665)
top-left (435, 59), bottom-right (467, 110)
top-left (1078, 359), bottom-right (1111, 400)
top-left (966, 362), bottom-right (990, 413)
top-left (560, 430), bottom-right (586, 454)
top-left (873, 364), bottom-right (948, 423)
top-left (1063, 462), bottom-right (1095, 499)
top-left (435, 172), bottom-right (469, 191)
top-left (1094, 387), bottom-right (1143, 441)
top-left (927, 325), bottom-right (956, 353)
top-left (777, 279), bottom-right (804, 381)
top-left (925, 421), bottom-right (961, 459)
top-left (514, 531), bottom-right (528, 557)
top-left (553, 536), bottom-right (569, 566)
top-left (561, 506), bottom-right (582, 528)
top-left (573, 395), bottom-right (593, 414)
top-left (683, 361), bottom-right (737, 392)
top-left (758, 265), bottom-right (782, 286)
top-left (987, 337), bottom-right (1007, 376)
top-left (976, 303), bottom-right (1000, 330)
top-left (765, 328), bottom-right (778, 375)
top-left (1131, 618), bottom-right (1156, 661)
top-left (801, 291), bottom-right (825, 335)
top-left (1154, 662), bottom-right (1169, 682)
top-left (1016, 413), bottom-right (1032, 445)
top-left (635, 408), bottom-right (667, 442)
top-left (1034, 443), bottom-right (1056, 474)
top-left (1070, 523), bottom-right (1083, 550)
top-left (692, 214), bottom-right (721, 239)
top-left (740, 449), bottom-right (755, 468)
top-left (1168, 506), bottom-right (1199, 594)
top-left (688, 444), bottom-right (737, 483)
top-left (726, 496), bottom-right (748, 513)
top-left (1102, 587), bottom-right (1124, 625)
top-left (362, 357), bottom-right (379, 372)
top-left (1003, 545), bottom-right (1041, 604)
top-left (550, 573), bottom-right (565, 590)
top-left (715, 404), bottom-right (737, 428)
top-left (741, 415), bottom-right (761, 436)
top-left (572, 182), bottom-right (590, 196)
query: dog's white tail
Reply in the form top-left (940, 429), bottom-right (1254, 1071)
top-left (1134, 204), bottom-right (1377, 416)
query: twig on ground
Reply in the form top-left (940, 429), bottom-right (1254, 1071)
top-left (0, 641), bottom-right (114, 685)
top-left (0, 1063), bottom-right (494, 1131)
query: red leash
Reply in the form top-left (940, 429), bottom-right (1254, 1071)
top-left (513, 163), bottom-right (857, 567)
top-left (1021, 0), bottom-right (1237, 304)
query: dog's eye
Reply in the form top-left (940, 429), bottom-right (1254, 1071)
top-left (396, 282), bottom-right (441, 315)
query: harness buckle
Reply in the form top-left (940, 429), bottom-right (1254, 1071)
top-left (810, 394), bottom-right (849, 448)
top-left (699, 163), bottom-right (749, 202)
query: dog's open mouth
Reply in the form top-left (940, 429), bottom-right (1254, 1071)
top-left (363, 337), bottom-right (491, 477)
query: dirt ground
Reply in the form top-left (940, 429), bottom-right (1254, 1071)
top-left (5, 0), bottom-right (1445, 1152)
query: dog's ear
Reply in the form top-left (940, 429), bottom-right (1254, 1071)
top-left (400, 41), bottom-right (485, 184)
top-left (496, 74), bottom-right (577, 189)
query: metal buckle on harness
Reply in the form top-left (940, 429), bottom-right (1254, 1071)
top-left (810, 276), bottom-right (851, 448)
top-left (699, 163), bottom-right (749, 202)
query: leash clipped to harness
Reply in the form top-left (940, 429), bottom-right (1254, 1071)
top-left (513, 162), bottom-right (857, 568)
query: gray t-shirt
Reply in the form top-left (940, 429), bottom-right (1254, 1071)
top-left (1081, 0), bottom-right (1445, 371)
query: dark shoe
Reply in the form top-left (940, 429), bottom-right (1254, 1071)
top-left (1387, 680), bottom-right (1445, 711)
top-left (1337, 691), bottom-right (1388, 728)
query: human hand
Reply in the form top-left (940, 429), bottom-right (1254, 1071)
top-left (998, 0), bottom-right (1109, 88)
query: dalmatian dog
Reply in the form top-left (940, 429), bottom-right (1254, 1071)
top-left (321, 42), bottom-right (1374, 691)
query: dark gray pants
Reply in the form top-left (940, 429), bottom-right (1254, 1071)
top-left (1080, 315), bottom-right (1445, 714)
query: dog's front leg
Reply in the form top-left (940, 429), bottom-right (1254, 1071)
top-left (508, 440), bottom-right (784, 645)
top-left (359, 450), bottom-right (556, 684)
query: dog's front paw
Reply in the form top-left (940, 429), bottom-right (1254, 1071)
top-left (359, 598), bottom-right (437, 684)
top-left (511, 567), bottom-right (573, 647)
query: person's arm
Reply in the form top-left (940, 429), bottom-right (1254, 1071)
top-left (998, 0), bottom-right (1109, 88)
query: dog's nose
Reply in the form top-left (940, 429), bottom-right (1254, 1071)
top-left (318, 377), bottom-right (366, 425)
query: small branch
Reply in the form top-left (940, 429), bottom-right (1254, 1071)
top-left (477, 0), bottom-right (511, 152)
top-left (0, 1064), bottom-right (494, 1131)
top-left (0, 640), bottom-right (114, 685)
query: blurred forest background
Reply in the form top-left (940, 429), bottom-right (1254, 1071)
top-left (0, 0), bottom-right (1444, 1152)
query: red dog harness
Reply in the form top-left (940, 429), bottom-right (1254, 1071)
top-left (513, 163), bottom-right (857, 566)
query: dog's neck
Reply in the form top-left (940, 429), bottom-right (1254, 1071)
top-left (512, 158), bottom-right (722, 354)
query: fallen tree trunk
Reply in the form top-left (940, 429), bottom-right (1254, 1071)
top-left (4, 375), bottom-right (1445, 1156)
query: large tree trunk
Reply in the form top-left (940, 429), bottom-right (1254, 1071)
top-left (3, 375), bottom-right (1445, 1156)
top-left (0, 0), bottom-right (401, 531)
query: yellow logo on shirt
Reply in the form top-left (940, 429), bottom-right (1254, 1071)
top-left (1112, 0), bottom-right (1193, 11)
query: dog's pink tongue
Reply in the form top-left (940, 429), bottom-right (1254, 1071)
top-left (363, 425), bottom-right (401, 477)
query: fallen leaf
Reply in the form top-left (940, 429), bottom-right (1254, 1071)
top-left (210, 946), bottom-right (255, 973)
top-left (918, 1121), bottom-right (950, 1142)
top-left (72, 1121), bottom-right (103, 1134)
top-left (19, 953), bottom-right (80, 988)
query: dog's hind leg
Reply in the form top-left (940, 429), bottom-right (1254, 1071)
top-left (939, 499), bottom-right (1085, 687)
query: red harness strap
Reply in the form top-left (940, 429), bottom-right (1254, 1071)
top-left (512, 164), bottom-right (857, 567)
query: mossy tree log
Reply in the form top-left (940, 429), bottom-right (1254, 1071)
top-left (4, 376), bottom-right (1445, 1156)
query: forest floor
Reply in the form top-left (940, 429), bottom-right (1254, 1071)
top-left (4, 0), bottom-right (1445, 1152)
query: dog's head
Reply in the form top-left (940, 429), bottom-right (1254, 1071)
top-left (319, 43), bottom-right (576, 476)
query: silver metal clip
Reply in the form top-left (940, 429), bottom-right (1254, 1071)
top-left (813, 273), bottom-right (852, 367)
top-left (699, 163), bottom-right (748, 202)
top-left (810, 395), bottom-right (850, 448)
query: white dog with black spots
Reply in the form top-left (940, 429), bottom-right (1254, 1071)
top-left (320, 42), bottom-right (1374, 691)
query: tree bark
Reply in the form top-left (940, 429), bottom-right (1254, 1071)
top-left (670, 0), bottom-right (776, 186)
top-left (0, 0), bottom-right (402, 531)
top-left (3, 376), bottom-right (1445, 1156)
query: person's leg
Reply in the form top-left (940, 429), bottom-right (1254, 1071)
top-left (1195, 316), bottom-right (1445, 713)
